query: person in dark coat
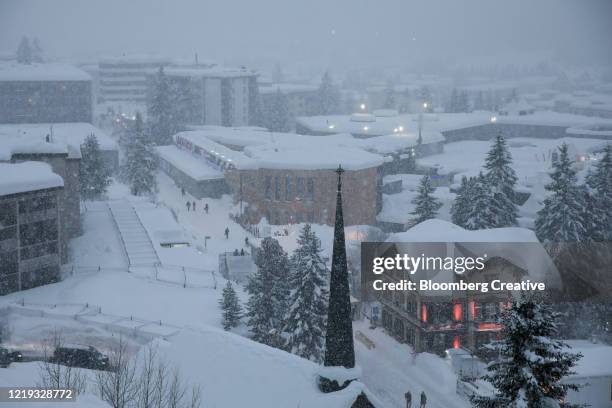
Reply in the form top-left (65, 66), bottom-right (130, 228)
top-left (224, 227), bottom-right (229, 239)
top-left (420, 391), bottom-right (426, 408)
top-left (245, 236), bottom-right (249, 246)
top-left (404, 390), bottom-right (412, 408)
top-left (181, 187), bottom-right (185, 196)
top-left (240, 248), bottom-right (245, 256)
top-left (186, 201), bottom-right (191, 212)
top-left (192, 201), bottom-right (196, 211)
top-left (204, 203), bottom-right (209, 214)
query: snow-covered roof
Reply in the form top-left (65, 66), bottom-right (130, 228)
top-left (388, 219), bottom-right (560, 293)
top-left (155, 145), bottom-right (224, 181)
top-left (0, 63), bottom-right (92, 81)
top-left (164, 66), bottom-right (256, 78)
top-left (259, 83), bottom-right (318, 94)
top-left (0, 137), bottom-right (70, 161)
top-left (0, 161), bottom-right (63, 196)
top-left (175, 129), bottom-right (384, 171)
top-left (357, 130), bottom-right (445, 154)
top-left (0, 123), bottom-right (118, 157)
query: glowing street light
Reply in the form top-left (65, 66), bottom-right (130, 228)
top-left (398, 125), bottom-right (404, 132)
top-left (423, 102), bottom-right (428, 109)
top-left (490, 116), bottom-right (497, 123)
top-left (363, 126), bottom-right (369, 131)
top-left (360, 103), bottom-right (366, 111)
top-left (328, 124), bottom-right (335, 129)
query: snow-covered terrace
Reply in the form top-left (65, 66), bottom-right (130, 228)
top-left (0, 161), bottom-right (63, 196)
top-left (164, 65), bottom-right (256, 78)
top-left (259, 83), bottom-right (318, 94)
top-left (0, 62), bottom-right (92, 81)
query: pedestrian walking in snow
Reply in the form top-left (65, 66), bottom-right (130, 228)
top-left (240, 248), bottom-right (245, 256)
top-left (186, 201), bottom-right (191, 212)
top-left (181, 187), bottom-right (185, 196)
top-left (192, 201), bottom-right (196, 211)
top-left (245, 236), bottom-right (249, 246)
top-left (204, 203), bottom-right (209, 214)
top-left (420, 391), bottom-right (426, 408)
top-left (404, 390), bottom-right (412, 408)
top-left (224, 227), bottom-right (229, 239)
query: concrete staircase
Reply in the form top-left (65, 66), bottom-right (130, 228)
top-left (108, 201), bottom-right (160, 267)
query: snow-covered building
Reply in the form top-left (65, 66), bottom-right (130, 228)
top-left (0, 161), bottom-right (64, 295)
top-left (0, 63), bottom-right (93, 124)
top-left (98, 56), bottom-right (171, 103)
top-left (153, 66), bottom-right (258, 127)
top-left (259, 83), bottom-right (319, 127)
top-left (171, 128), bottom-right (384, 226)
top-left (0, 135), bottom-right (82, 261)
top-left (375, 219), bottom-right (560, 355)
top-left (0, 122), bottom-right (119, 169)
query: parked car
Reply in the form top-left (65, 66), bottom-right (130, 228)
top-left (52, 344), bottom-right (109, 370)
top-left (0, 347), bottom-right (23, 367)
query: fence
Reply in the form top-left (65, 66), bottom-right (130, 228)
top-left (62, 264), bottom-right (217, 290)
top-left (4, 300), bottom-right (182, 343)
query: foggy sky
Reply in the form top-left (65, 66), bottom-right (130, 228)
top-left (1, 0), bottom-right (611, 71)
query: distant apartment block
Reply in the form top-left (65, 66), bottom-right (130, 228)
top-left (151, 66), bottom-right (258, 127)
top-left (98, 56), bottom-right (171, 103)
top-left (0, 63), bottom-right (93, 124)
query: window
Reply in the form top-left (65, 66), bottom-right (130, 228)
top-left (274, 176), bottom-right (281, 201)
top-left (307, 178), bottom-right (314, 201)
top-left (264, 176), bottom-right (272, 199)
top-left (296, 177), bottom-right (304, 199)
top-left (285, 175), bottom-right (292, 201)
top-left (0, 201), bottom-right (16, 227)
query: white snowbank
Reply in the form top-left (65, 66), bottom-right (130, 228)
top-left (155, 145), bottom-right (224, 180)
top-left (0, 161), bottom-right (63, 196)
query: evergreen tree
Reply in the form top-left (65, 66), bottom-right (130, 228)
top-left (219, 281), bottom-right (242, 330)
top-left (411, 175), bottom-right (442, 224)
top-left (16, 36), bottom-right (32, 64)
top-left (31, 37), bottom-right (43, 62)
top-left (123, 113), bottom-right (158, 196)
top-left (245, 237), bottom-right (290, 348)
top-left (473, 90), bottom-right (485, 111)
top-left (284, 225), bottom-right (329, 363)
top-left (147, 67), bottom-right (177, 145)
top-left (585, 144), bottom-right (612, 241)
top-left (464, 172), bottom-right (495, 230)
top-left (80, 134), bottom-right (112, 200)
top-left (316, 72), bottom-right (340, 115)
top-left (263, 89), bottom-right (291, 132)
top-left (418, 86), bottom-right (433, 112)
top-left (447, 88), bottom-right (459, 113)
top-left (484, 134), bottom-right (519, 227)
top-left (382, 81), bottom-right (396, 109)
top-left (472, 295), bottom-right (583, 408)
top-left (451, 175), bottom-right (474, 227)
top-left (535, 144), bottom-right (588, 243)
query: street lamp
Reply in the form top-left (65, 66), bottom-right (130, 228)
top-left (360, 103), bottom-right (366, 111)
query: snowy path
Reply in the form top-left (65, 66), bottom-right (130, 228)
top-left (108, 200), bottom-right (160, 267)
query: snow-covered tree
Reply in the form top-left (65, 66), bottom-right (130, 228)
top-left (284, 224), bottom-right (329, 363)
top-left (536, 144), bottom-right (588, 243)
top-left (246, 237), bottom-right (290, 348)
top-left (31, 37), bottom-right (43, 63)
top-left (484, 134), bottom-right (519, 227)
top-left (464, 172), bottom-right (495, 230)
top-left (219, 281), bottom-right (242, 331)
top-left (147, 67), bottom-right (178, 146)
top-left (80, 134), bottom-right (112, 200)
top-left (123, 113), bottom-right (158, 196)
top-left (451, 175), bottom-right (473, 227)
top-left (447, 88), bottom-right (459, 113)
top-left (473, 90), bottom-right (485, 111)
top-left (418, 86), bottom-right (433, 112)
top-left (382, 81), bottom-right (396, 109)
top-left (458, 90), bottom-right (470, 113)
top-left (585, 144), bottom-right (612, 241)
top-left (262, 89), bottom-right (291, 132)
top-left (411, 175), bottom-right (442, 224)
top-left (316, 72), bottom-right (340, 115)
top-left (472, 295), bottom-right (583, 408)
top-left (16, 36), bottom-right (32, 64)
